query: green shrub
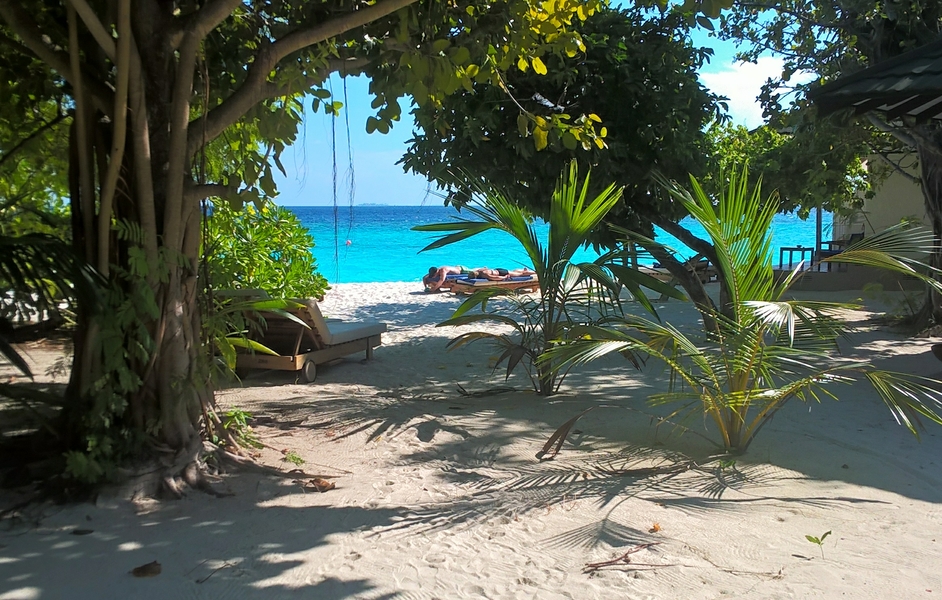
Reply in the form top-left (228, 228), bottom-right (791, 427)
top-left (206, 199), bottom-right (329, 299)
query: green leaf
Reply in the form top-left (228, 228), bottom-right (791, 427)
top-left (517, 113), bottom-right (529, 137)
top-left (562, 132), bottom-right (577, 150)
top-left (696, 16), bottom-right (715, 31)
top-left (451, 47), bottom-right (471, 65)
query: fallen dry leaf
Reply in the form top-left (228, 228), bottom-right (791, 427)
top-left (649, 523), bottom-right (661, 533)
top-left (294, 478), bottom-right (336, 492)
top-left (311, 478), bottom-right (335, 492)
top-left (131, 561), bottom-right (162, 577)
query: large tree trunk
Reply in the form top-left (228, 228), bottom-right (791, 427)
top-left (643, 244), bottom-right (720, 333)
top-left (151, 284), bottom-right (206, 451)
top-left (54, 4), bottom-right (210, 478)
top-left (0, 0), bottom-right (419, 483)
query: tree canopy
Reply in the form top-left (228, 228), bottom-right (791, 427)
top-left (402, 7), bottom-right (722, 240)
top-left (704, 121), bottom-right (876, 218)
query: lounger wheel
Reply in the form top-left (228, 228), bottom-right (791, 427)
top-left (300, 359), bottom-right (317, 383)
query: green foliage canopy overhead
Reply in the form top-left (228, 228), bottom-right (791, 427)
top-left (402, 7), bottom-right (723, 242)
top-left (704, 122), bottom-right (875, 218)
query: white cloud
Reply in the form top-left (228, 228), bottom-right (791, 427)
top-left (700, 56), bottom-right (812, 128)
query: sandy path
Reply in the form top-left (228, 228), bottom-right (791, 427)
top-left (1, 283), bottom-right (941, 599)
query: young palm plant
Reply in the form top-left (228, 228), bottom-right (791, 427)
top-left (413, 162), bottom-right (682, 395)
top-left (0, 232), bottom-right (101, 377)
top-left (544, 166), bottom-right (942, 452)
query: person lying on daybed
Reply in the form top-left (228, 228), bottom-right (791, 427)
top-left (423, 265), bottom-right (471, 292)
top-left (468, 267), bottom-right (536, 281)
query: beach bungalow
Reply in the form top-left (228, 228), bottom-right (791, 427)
top-left (797, 38), bottom-right (940, 290)
top-left (832, 153), bottom-right (929, 241)
top-left (791, 158), bottom-right (929, 291)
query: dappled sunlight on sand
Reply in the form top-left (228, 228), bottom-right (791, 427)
top-left (4, 283), bottom-right (942, 598)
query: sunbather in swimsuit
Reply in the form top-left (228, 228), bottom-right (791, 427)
top-left (470, 267), bottom-right (535, 281)
top-left (423, 265), bottom-right (469, 292)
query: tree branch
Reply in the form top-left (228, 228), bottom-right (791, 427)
top-left (0, 3), bottom-right (73, 83)
top-left (865, 112), bottom-right (919, 148)
top-left (0, 112), bottom-right (68, 170)
top-left (188, 0), bottom-right (418, 157)
top-left (0, 1), bottom-right (113, 115)
top-left (185, 182), bottom-right (238, 203)
top-left (163, 34), bottom-right (200, 255)
top-left (65, 0), bottom-right (115, 60)
top-left (128, 32), bottom-right (160, 285)
top-left (733, 3), bottom-right (846, 31)
top-left (67, 3), bottom-right (96, 263)
top-left (169, 0), bottom-right (244, 50)
top-left (653, 216), bottom-right (719, 264)
top-left (96, 0), bottom-right (132, 276)
top-left (872, 150), bottom-right (921, 185)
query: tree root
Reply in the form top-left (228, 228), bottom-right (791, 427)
top-left (154, 436), bottom-right (231, 499)
top-left (214, 447), bottom-right (340, 480)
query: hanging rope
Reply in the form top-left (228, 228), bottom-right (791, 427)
top-left (343, 75), bottom-right (355, 256)
top-left (329, 77), bottom-right (340, 282)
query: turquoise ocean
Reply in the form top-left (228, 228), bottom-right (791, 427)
top-left (287, 205), bottom-right (832, 284)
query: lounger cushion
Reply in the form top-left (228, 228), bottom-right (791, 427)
top-left (322, 321), bottom-right (388, 345)
top-left (297, 298), bottom-right (387, 345)
top-left (454, 275), bottom-right (538, 287)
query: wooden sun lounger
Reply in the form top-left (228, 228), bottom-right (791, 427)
top-left (637, 266), bottom-right (677, 284)
top-left (437, 273), bottom-right (470, 291)
top-left (450, 275), bottom-right (540, 295)
top-left (235, 298), bottom-right (386, 383)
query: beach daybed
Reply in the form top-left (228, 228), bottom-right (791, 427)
top-left (450, 275), bottom-right (540, 295)
top-left (232, 293), bottom-right (386, 383)
top-left (436, 273), bottom-right (470, 291)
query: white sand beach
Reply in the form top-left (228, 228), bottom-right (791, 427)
top-left (2, 282), bottom-right (942, 599)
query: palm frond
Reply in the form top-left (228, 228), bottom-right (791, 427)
top-left (0, 334), bottom-right (32, 377)
top-left (439, 312), bottom-right (525, 332)
top-left (413, 221), bottom-right (499, 252)
top-left (0, 233), bottom-right (103, 377)
top-left (863, 371), bottom-right (942, 436)
top-left (444, 331), bottom-right (514, 351)
top-left (815, 224), bottom-right (942, 293)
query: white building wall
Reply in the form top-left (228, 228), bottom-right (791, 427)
top-left (834, 156), bottom-right (929, 239)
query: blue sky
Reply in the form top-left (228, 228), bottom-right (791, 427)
top-left (273, 21), bottom-right (787, 207)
